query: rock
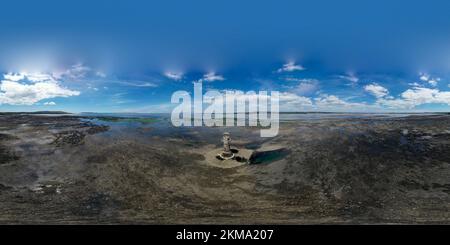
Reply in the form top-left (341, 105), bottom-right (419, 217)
top-left (53, 130), bottom-right (86, 146)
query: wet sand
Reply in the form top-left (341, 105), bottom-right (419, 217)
top-left (0, 113), bottom-right (449, 224)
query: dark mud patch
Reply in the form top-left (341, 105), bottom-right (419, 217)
top-left (0, 133), bottom-right (20, 164)
top-left (0, 133), bottom-right (17, 141)
top-left (86, 154), bottom-right (108, 164)
top-left (0, 183), bottom-right (13, 191)
top-left (189, 153), bottom-right (206, 161)
top-left (431, 183), bottom-right (450, 194)
top-left (71, 193), bottom-right (121, 217)
top-left (0, 146), bottom-right (20, 164)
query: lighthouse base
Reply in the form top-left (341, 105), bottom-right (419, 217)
top-left (198, 146), bottom-right (253, 168)
top-left (217, 152), bottom-right (235, 160)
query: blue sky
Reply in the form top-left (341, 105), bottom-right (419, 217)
top-left (1, 0), bottom-right (450, 113)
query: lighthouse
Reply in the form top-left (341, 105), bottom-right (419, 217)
top-left (219, 132), bottom-right (235, 159)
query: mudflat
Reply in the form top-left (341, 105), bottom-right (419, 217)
top-left (0, 113), bottom-right (449, 224)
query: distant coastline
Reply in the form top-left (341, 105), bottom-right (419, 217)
top-left (0, 111), bottom-right (449, 116)
top-left (0, 111), bottom-right (71, 115)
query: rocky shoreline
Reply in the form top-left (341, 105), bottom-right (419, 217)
top-left (0, 113), bottom-right (448, 224)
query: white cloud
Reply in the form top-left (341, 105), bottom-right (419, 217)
top-left (315, 94), bottom-right (367, 108)
top-left (418, 72), bottom-right (440, 87)
top-left (0, 78), bottom-right (80, 106)
top-left (286, 78), bottom-right (319, 95)
top-left (408, 82), bottom-right (422, 87)
top-left (364, 83), bottom-right (389, 98)
top-left (53, 63), bottom-right (91, 80)
top-left (3, 73), bottom-right (25, 81)
top-left (44, 101), bottom-right (56, 106)
top-left (69, 63), bottom-right (91, 78)
top-left (428, 79), bottom-right (438, 87)
top-left (402, 87), bottom-right (450, 105)
top-left (205, 90), bottom-right (312, 106)
top-left (315, 95), bottom-right (345, 106)
top-left (119, 81), bottom-right (158, 87)
top-left (22, 72), bottom-right (55, 82)
top-left (6, 64), bottom-right (97, 84)
top-left (279, 92), bottom-right (313, 106)
top-left (86, 83), bottom-right (99, 91)
top-left (419, 73), bottom-right (430, 82)
top-left (202, 72), bottom-right (224, 82)
top-left (377, 87), bottom-right (450, 109)
top-left (277, 61), bottom-right (305, 73)
top-left (204, 89), bottom-right (382, 112)
top-left (0, 72), bottom-right (80, 105)
top-left (164, 71), bottom-right (183, 81)
top-left (339, 73), bottom-right (359, 84)
top-left (96, 71), bottom-right (107, 78)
